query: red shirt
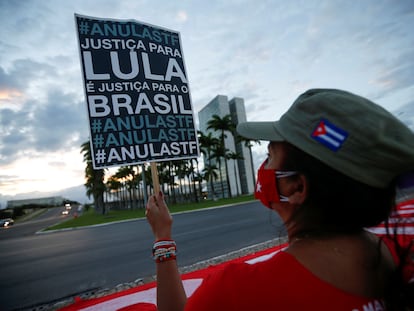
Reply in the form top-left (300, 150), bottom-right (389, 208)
top-left (185, 251), bottom-right (385, 311)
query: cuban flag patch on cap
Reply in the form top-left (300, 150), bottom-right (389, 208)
top-left (311, 119), bottom-right (348, 152)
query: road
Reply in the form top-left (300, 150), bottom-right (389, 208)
top-left (0, 206), bottom-right (69, 240)
top-left (0, 201), bottom-right (286, 310)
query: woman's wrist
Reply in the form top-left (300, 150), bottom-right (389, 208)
top-left (154, 235), bottom-right (174, 243)
top-left (153, 239), bottom-right (177, 263)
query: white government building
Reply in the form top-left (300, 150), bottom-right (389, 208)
top-left (198, 95), bottom-right (255, 199)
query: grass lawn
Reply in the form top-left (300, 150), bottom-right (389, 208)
top-left (46, 195), bottom-right (255, 231)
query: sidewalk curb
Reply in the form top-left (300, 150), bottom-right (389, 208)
top-left (36, 201), bottom-right (256, 234)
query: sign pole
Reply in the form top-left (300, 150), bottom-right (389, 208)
top-left (150, 162), bottom-right (160, 194)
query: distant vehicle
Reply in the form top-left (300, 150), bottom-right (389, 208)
top-left (62, 210), bottom-right (69, 215)
top-left (65, 203), bottom-right (71, 210)
top-left (0, 218), bottom-right (14, 227)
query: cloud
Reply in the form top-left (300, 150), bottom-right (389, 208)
top-left (0, 95), bottom-right (88, 162)
top-left (393, 100), bottom-right (414, 131)
top-left (370, 49), bottom-right (414, 98)
top-left (0, 107), bottom-right (32, 161)
top-left (0, 88), bottom-right (88, 167)
top-left (175, 10), bottom-right (188, 23)
top-left (0, 59), bottom-right (57, 99)
top-left (0, 37), bottom-right (90, 165)
top-left (31, 90), bottom-right (88, 151)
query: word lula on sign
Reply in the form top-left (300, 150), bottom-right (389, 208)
top-left (83, 51), bottom-right (187, 82)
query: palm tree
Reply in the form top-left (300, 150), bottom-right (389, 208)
top-left (211, 142), bottom-right (226, 198)
top-left (207, 114), bottom-right (235, 198)
top-left (114, 166), bottom-right (136, 209)
top-left (195, 158), bottom-right (203, 199)
top-left (80, 141), bottom-right (106, 214)
top-left (227, 151), bottom-right (244, 196)
top-left (189, 158), bottom-right (199, 203)
top-left (165, 161), bottom-right (178, 203)
top-left (198, 131), bottom-right (220, 199)
top-left (158, 161), bottom-right (171, 195)
top-left (202, 164), bottom-right (219, 200)
top-left (174, 160), bottom-right (186, 197)
top-left (235, 134), bottom-right (261, 188)
top-left (106, 176), bottom-right (122, 209)
top-left (179, 159), bottom-right (193, 199)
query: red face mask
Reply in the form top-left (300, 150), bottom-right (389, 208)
top-left (255, 159), bottom-right (297, 208)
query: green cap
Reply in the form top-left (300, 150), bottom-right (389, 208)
top-left (237, 89), bottom-right (414, 188)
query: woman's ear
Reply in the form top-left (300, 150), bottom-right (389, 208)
top-left (288, 174), bottom-right (308, 205)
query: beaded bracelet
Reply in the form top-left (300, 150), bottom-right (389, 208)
top-left (152, 240), bottom-right (177, 263)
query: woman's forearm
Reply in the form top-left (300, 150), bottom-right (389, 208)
top-left (145, 193), bottom-right (187, 311)
top-left (156, 259), bottom-right (187, 311)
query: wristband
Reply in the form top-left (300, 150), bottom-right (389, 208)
top-left (152, 240), bottom-right (177, 263)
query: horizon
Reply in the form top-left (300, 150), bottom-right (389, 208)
top-left (2, 100), bottom-right (413, 209)
top-left (1, 1), bottom-right (414, 200)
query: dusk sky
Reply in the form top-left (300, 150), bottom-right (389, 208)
top-left (1, 0), bottom-right (413, 205)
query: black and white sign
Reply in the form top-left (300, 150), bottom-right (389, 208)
top-left (75, 14), bottom-right (199, 169)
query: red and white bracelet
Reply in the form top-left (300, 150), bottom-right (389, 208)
top-left (152, 240), bottom-right (177, 263)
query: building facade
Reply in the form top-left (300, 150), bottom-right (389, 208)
top-left (7, 196), bottom-right (65, 209)
top-left (198, 95), bottom-right (255, 199)
top-left (228, 97), bottom-right (256, 195)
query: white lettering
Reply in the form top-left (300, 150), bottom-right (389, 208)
top-left (112, 94), bottom-right (133, 115)
top-left (83, 51), bottom-right (110, 80)
top-left (88, 95), bottom-right (110, 117)
top-left (153, 94), bottom-right (171, 114)
top-left (165, 58), bottom-right (187, 83)
top-left (110, 51), bottom-right (139, 79)
top-left (81, 38), bottom-right (147, 51)
top-left (148, 42), bottom-right (182, 57)
top-left (107, 148), bottom-right (122, 162)
top-left (134, 93), bottom-right (155, 114)
top-left (83, 51), bottom-right (187, 82)
top-left (142, 52), bottom-right (163, 80)
top-left (152, 82), bottom-right (180, 93)
top-left (106, 142), bottom-right (198, 163)
top-left (88, 94), bottom-right (192, 117)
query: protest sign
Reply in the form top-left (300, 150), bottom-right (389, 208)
top-left (75, 14), bottom-right (199, 169)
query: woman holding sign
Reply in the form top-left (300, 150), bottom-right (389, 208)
top-left (146, 89), bottom-right (414, 310)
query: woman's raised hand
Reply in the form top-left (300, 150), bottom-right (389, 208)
top-left (145, 191), bottom-right (173, 241)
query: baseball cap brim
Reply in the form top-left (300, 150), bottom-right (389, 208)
top-left (236, 121), bottom-right (285, 142)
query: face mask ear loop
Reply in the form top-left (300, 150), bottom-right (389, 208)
top-left (276, 171), bottom-right (298, 178)
top-left (275, 171), bottom-right (298, 202)
top-left (279, 195), bottom-right (290, 202)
